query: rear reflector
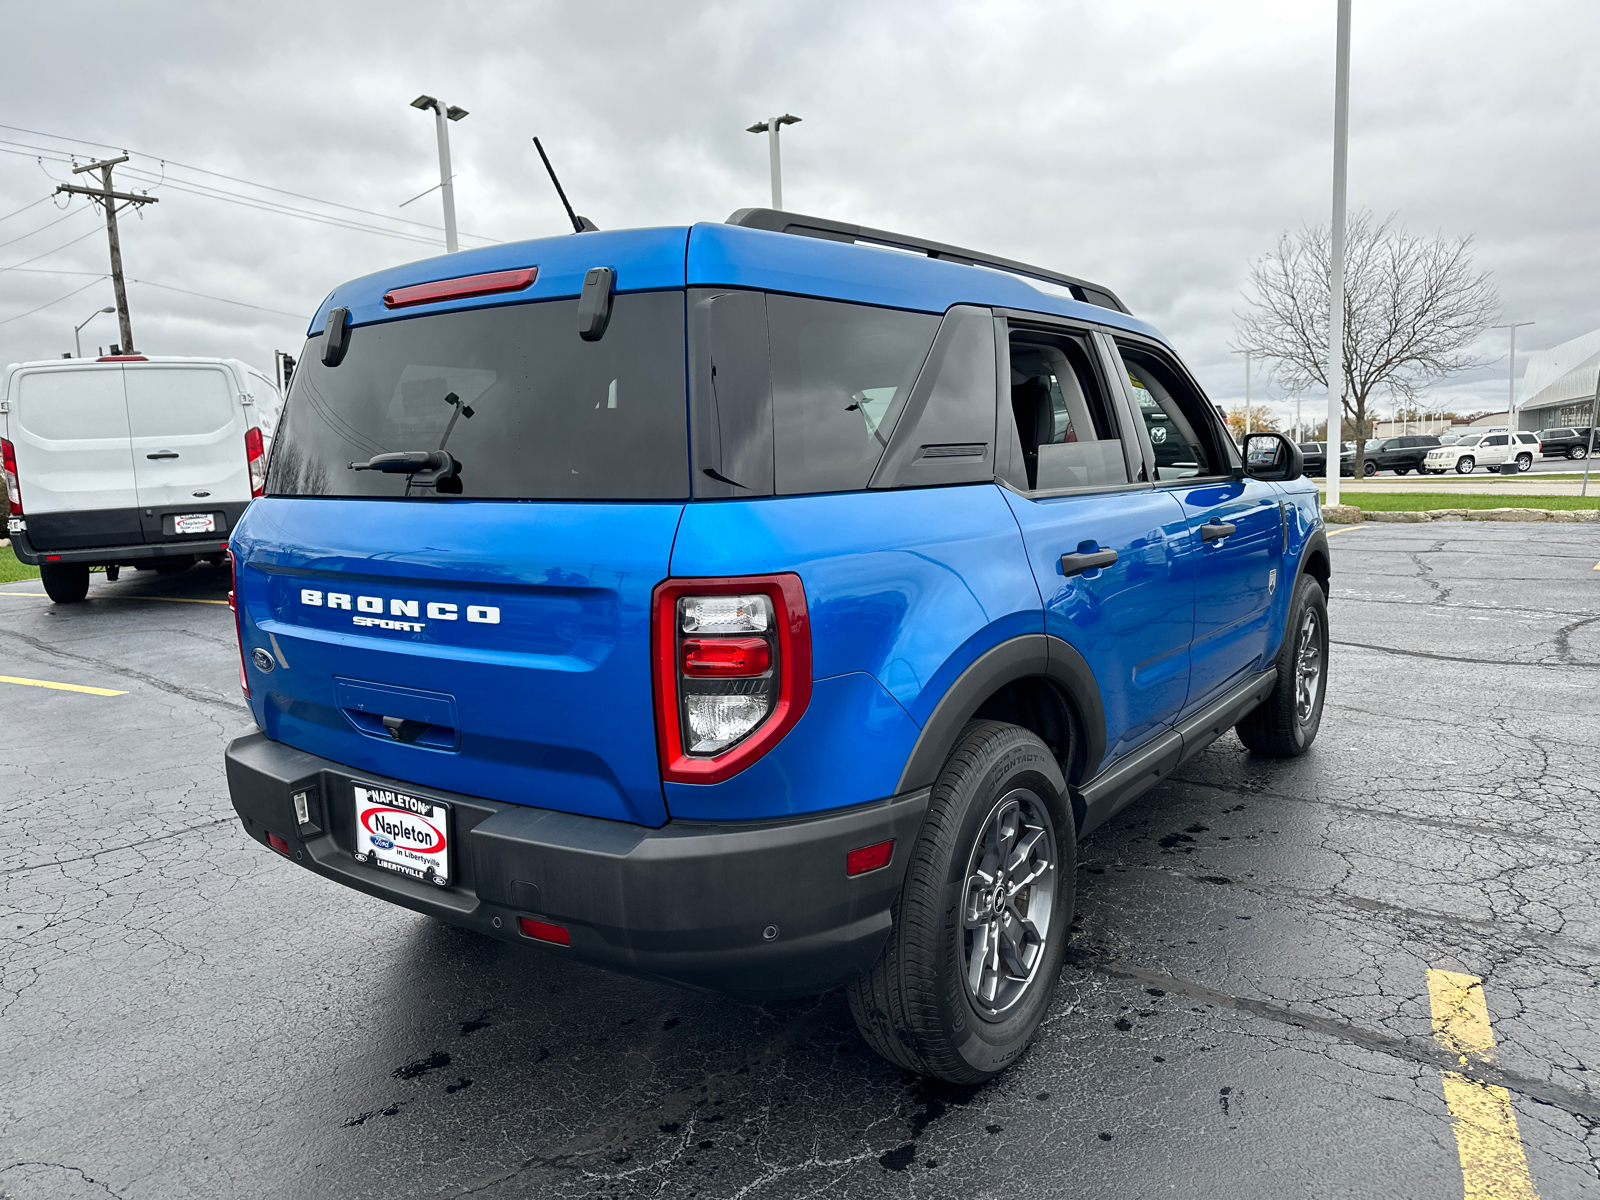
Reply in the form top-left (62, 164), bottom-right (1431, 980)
top-left (45, 555), bottom-right (61, 561)
top-left (681, 636), bottom-right (770, 677)
top-left (846, 840), bottom-right (895, 876)
top-left (267, 832), bottom-right (290, 855)
top-left (383, 267), bottom-right (537, 309)
top-left (518, 917), bottom-right (571, 945)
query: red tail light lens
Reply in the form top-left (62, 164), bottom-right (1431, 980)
top-left (846, 840), bottom-right (895, 876)
top-left (244, 426), bottom-right (266, 497)
top-left (518, 917), bottom-right (570, 945)
top-left (267, 832), bottom-right (291, 855)
top-left (652, 574), bottom-right (811, 784)
top-left (228, 550), bottom-right (249, 697)
top-left (1, 437), bottom-right (20, 517)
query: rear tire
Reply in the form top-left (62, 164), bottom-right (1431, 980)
top-left (1236, 573), bottom-right (1328, 757)
top-left (1570, 446), bottom-right (1588, 460)
top-left (1516, 453), bottom-right (1532, 472)
top-left (40, 562), bottom-right (90, 604)
top-left (848, 721), bottom-right (1074, 1084)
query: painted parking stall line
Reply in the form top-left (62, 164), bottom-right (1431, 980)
top-left (1427, 969), bottom-right (1539, 1200)
top-left (0, 674), bottom-right (127, 697)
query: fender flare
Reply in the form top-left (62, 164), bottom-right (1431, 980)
top-left (894, 634), bottom-right (1107, 795)
top-left (1297, 526), bottom-right (1332, 595)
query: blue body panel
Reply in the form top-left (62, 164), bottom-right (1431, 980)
top-left (231, 497), bottom-right (682, 826)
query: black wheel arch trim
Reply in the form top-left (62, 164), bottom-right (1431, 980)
top-left (893, 633), bottom-right (1107, 798)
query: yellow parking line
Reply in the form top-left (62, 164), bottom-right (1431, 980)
top-left (1326, 526), bottom-right (1362, 537)
top-left (0, 592), bottom-right (227, 605)
top-left (0, 674), bottom-right (127, 697)
top-left (1427, 969), bottom-right (1539, 1199)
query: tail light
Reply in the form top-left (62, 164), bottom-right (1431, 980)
top-left (652, 574), bottom-right (811, 784)
top-left (228, 549), bottom-right (249, 697)
top-left (245, 426), bottom-right (266, 497)
top-left (1, 437), bottom-right (21, 516)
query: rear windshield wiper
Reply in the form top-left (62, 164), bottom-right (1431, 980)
top-left (348, 449), bottom-right (461, 491)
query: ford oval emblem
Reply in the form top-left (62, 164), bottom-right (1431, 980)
top-left (251, 647), bottom-right (276, 673)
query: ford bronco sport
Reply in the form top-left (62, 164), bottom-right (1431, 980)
top-left (224, 210), bottom-right (1330, 1083)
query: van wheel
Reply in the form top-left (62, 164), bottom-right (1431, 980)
top-left (40, 562), bottom-right (91, 604)
top-left (1237, 574), bottom-right (1328, 757)
top-left (154, 556), bottom-right (194, 576)
top-left (847, 721), bottom-right (1074, 1083)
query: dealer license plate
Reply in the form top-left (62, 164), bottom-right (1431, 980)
top-left (173, 512), bottom-right (216, 535)
top-left (352, 784), bottom-right (451, 887)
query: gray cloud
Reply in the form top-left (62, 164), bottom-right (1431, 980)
top-left (3, 0), bottom-right (1595, 424)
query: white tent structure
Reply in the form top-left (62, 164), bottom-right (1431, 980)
top-left (1516, 328), bottom-right (1600, 431)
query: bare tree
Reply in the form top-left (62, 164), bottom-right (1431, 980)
top-left (1234, 211), bottom-right (1499, 476)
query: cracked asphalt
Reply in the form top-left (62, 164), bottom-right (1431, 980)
top-left (3, 524), bottom-right (1597, 1199)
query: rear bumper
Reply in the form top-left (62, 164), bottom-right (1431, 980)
top-left (8, 528), bottom-right (229, 566)
top-left (224, 732), bottom-right (928, 999)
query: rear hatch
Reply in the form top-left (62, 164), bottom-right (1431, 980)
top-left (232, 271), bottom-right (690, 827)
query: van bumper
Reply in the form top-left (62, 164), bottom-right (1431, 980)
top-left (8, 529), bottom-right (230, 566)
top-left (224, 732), bottom-right (927, 999)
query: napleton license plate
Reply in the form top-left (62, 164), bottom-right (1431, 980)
top-left (173, 513), bottom-right (216, 534)
top-left (352, 784), bottom-right (451, 887)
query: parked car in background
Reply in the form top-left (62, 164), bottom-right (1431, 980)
top-left (1360, 435), bottom-right (1441, 476)
top-left (1298, 441), bottom-right (1354, 478)
top-left (1422, 431), bottom-right (1540, 474)
top-left (1535, 427), bottom-right (1594, 459)
top-left (2, 354), bottom-right (280, 601)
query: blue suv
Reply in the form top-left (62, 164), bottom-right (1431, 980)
top-left (224, 209), bottom-right (1330, 1083)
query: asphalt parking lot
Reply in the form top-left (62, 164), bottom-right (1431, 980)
top-left (3, 525), bottom-right (1597, 1199)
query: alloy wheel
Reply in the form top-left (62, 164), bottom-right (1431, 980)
top-left (1295, 605), bottom-right (1323, 725)
top-left (961, 789), bottom-right (1058, 1020)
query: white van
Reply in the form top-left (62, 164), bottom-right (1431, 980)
top-left (1, 354), bottom-right (281, 602)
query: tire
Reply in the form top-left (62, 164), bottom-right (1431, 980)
top-left (1516, 453), bottom-right (1532, 472)
top-left (1236, 574), bottom-right (1328, 757)
top-left (154, 556), bottom-right (195, 576)
top-left (1362, 461), bottom-right (1377, 477)
top-left (1570, 446), bottom-right (1588, 460)
top-left (848, 721), bottom-right (1075, 1084)
top-left (40, 562), bottom-right (91, 604)
top-left (1457, 457), bottom-right (1474, 474)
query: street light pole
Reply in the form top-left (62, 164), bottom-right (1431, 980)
top-left (1325, 0), bottom-right (1351, 508)
top-left (746, 114), bottom-right (801, 209)
top-left (411, 95), bottom-right (469, 252)
top-left (1492, 321), bottom-right (1534, 432)
top-left (73, 306), bottom-right (115, 359)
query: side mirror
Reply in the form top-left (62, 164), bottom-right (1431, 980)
top-left (1243, 432), bottom-right (1303, 481)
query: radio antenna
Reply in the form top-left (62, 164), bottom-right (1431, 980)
top-left (532, 137), bottom-right (596, 233)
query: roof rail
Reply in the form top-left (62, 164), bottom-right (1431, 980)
top-left (725, 208), bottom-right (1130, 315)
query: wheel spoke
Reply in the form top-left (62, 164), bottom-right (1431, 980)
top-left (1005, 826), bottom-right (1046, 877)
top-left (959, 787), bottom-right (1059, 1018)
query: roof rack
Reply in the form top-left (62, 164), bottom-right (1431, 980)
top-left (725, 208), bottom-right (1130, 315)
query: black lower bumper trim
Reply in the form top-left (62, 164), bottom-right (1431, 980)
top-left (9, 529), bottom-right (229, 566)
top-left (224, 732), bottom-right (929, 999)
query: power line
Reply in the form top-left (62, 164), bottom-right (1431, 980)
top-left (0, 196), bottom-right (51, 225)
top-left (0, 276), bottom-right (108, 327)
top-left (127, 279), bottom-right (305, 319)
top-left (0, 202), bottom-right (92, 251)
top-left (0, 225), bottom-right (104, 273)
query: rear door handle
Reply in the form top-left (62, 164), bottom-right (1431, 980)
top-left (1201, 521), bottom-right (1237, 542)
top-left (1060, 548), bottom-right (1119, 577)
top-left (146, 450), bottom-right (179, 460)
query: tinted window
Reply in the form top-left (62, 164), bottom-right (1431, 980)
top-left (1516, 433), bottom-right (1538, 444)
top-left (1116, 343), bottom-right (1221, 480)
top-left (767, 296), bottom-right (939, 495)
top-left (1483, 435), bottom-right (1509, 446)
top-left (266, 293), bottom-right (688, 500)
top-left (1008, 330), bottom-right (1127, 490)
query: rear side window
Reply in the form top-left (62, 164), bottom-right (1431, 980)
top-left (1006, 330), bottom-right (1128, 490)
top-left (766, 296), bottom-right (939, 495)
top-left (125, 368), bottom-right (235, 437)
top-left (15, 369), bottom-right (130, 442)
top-left (267, 293), bottom-right (688, 500)
top-left (1116, 343), bottom-right (1223, 480)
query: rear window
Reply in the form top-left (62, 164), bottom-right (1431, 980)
top-left (15, 368), bottom-right (129, 441)
top-left (125, 367), bottom-right (235, 437)
top-left (267, 293), bottom-right (688, 500)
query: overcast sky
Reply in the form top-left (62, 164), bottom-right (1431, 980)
top-left (3, 0), bottom-right (1596, 427)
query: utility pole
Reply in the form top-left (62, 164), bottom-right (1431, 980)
top-left (55, 156), bottom-right (156, 354)
top-left (1325, 0), bottom-right (1351, 507)
top-left (746, 114), bottom-right (801, 209)
top-left (1492, 321), bottom-right (1534, 432)
top-left (411, 95), bottom-right (468, 252)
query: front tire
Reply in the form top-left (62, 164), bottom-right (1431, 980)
top-left (1457, 457), bottom-right (1475, 474)
top-left (1363, 461), bottom-right (1378, 476)
top-left (848, 721), bottom-right (1074, 1084)
top-left (40, 562), bottom-right (90, 604)
top-left (1236, 573), bottom-right (1328, 757)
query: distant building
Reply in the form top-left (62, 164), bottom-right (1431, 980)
top-left (1516, 329), bottom-right (1600, 431)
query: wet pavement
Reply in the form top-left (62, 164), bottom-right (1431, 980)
top-left (2, 525), bottom-right (1597, 1199)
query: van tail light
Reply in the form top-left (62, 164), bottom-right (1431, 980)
top-left (652, 575), bottom-right (811, 784)
top-left (244, 427), bottom-right (266, 497)
top-left (228, 549), bottom-right (249, 697)
top-left (1, 438), bottom-right (20, 516)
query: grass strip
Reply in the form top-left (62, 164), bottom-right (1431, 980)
top-left (1319, 492), bottom-right (1600, 512)
top-left (0, 545), bottom-right (39, 583)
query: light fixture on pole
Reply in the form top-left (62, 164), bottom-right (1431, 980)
top-left (1325, 0), bottom-right (1352, 508)
top-left (1492, 321), bottom-right (1534, 433)
top-left (411, 94), bottom-right (469, 252)
top-left (74, 306), bottom-right (115, 359)
top-left (747, 114), bottom-right (801, 209)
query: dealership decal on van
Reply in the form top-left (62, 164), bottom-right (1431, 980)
top-left (299, 588), bottom-right (499, 630)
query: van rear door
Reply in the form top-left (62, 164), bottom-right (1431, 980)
top-left (125, 364), bottom-right (252, 545)
top-left (10, 365), bottom-right (143, 550)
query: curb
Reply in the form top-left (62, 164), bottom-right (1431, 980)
top-left (1321, 504), bottom-right (1600, 524)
